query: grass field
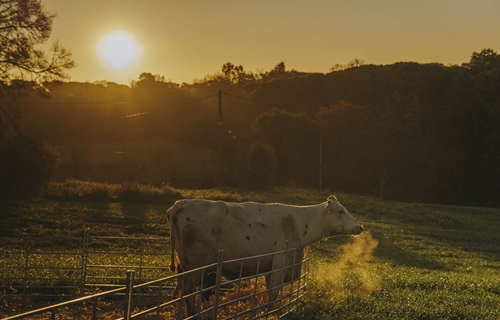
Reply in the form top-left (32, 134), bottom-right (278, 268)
top-left (1, 182), bottom-right (499, 319)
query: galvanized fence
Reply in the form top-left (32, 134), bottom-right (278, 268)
top-left (2, 247), bottom-right (309, 319)
top-left (0, 231), bottom-right (171, 295)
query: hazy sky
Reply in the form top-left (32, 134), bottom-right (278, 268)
top-left (42, 0), bottom-right (499, 85)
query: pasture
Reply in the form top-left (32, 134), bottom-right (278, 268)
top-left (1, 182), bottom-right (499, 319)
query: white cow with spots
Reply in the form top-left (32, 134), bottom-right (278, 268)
top-left (167, 195), bottom-right (363, 316)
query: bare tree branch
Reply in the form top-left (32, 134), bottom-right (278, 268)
top-left (0, 0), bottom-right (76, 86)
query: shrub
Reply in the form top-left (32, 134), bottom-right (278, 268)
top-left (116, 182), bottom-right (181, 204)
top-left (42, 179), bottom-right (114, 202)
top-left (42, 179), bottom-right (181, 204)
top-left (0, 134), bottom-right (59, 198)
top-left (242, 141), bottom-right (277, 189)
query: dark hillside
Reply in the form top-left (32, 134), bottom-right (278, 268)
top-left (1, 49), bottom-right (498, 206)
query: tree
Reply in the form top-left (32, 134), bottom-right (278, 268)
top-left (330, 58), bottom-right (365, 72)
top-left (271, 62), bottom-right (286, 74)
top-left (0, 133), bottom-right (58, 197)
top-left (0, 0), bottom-right (75, 197)
top-left (242, 141), bottom-right (277, 189)
top-left (131, 72), bottom-right (179, 92)
top-left (465, 48), bottom-right (498, 71)
top-left (221, 62), bottom-right (254, 84)
top-left (0, 0), bottom-right (76, 85)
top-left (248, 109), bottom-right (318, 187)
top-left (462, 49), bottom-right (500, 205)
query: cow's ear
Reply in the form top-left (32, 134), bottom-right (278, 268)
top-left (327, 195), bottom-right (336, 211)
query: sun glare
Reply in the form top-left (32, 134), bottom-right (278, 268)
top-left (100, 32), bottom-right (139, 68)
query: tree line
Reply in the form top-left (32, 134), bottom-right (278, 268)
top-left (1, 49), bottom-right (499, 207)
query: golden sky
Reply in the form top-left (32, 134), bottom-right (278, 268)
top-left (42, 0), bottom-right (499, 85)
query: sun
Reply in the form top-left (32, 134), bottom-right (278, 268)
top-left (99, 32), bottom-right (139, 68)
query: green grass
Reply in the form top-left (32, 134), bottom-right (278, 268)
top-left (290, 195), bottom-right (500, 319)
top-left (1, 182), bottom-right (499, 319)
top-left (41, 179), bottom-right (182, 204)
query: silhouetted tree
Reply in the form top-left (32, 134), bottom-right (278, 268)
top-left (248, 109), bottom-right (318, 187)
top-left (330, 58), bottom-right (365, 71)
top-left (0, 0), bottom-right (74, 197)
top-left (461, 49), bottom-right (500, 205)
top-left (221, 62), bottom-right (255, 84)
top-left (0, 0), bottom-right (75, 86)
top-left (0, 133), bottom-right (59, 197)
top-left (242, 141), bottom-right (277, 189)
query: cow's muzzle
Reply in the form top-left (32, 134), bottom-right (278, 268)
top-left (353, 225), bottom-right (364, 235)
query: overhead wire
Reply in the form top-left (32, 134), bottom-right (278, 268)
top-left (13, 90), bottom-right (279, 135)
top-left (33, 93), bottom-right (218, 131)
top-left (119, 93), bottom-right (217, 119)
top-left (5, 95), bottom-right (215, 106)
top-left (222, 92), bottom-right (283, 109)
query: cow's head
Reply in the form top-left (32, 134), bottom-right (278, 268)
top-left (325, 195), bottom-right (363, 235)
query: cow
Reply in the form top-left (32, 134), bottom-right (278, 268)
top-left (167, 195), bottom-right (363, 316)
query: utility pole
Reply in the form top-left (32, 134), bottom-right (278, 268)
top-left (218, 89), bottom-right (223, 186)
top-left (319, 135), bottom-right (323, 191)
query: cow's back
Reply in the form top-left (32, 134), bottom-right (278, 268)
top-left (169, 199), bottom-right (303, 272)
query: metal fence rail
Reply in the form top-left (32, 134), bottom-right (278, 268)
top-left (3, 247), bottom-right (309, 320)
top-left (0, 231), bottom-right (171, 295)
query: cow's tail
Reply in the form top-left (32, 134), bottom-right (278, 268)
top-left (169, 235), bottom-right (176, 272)
top-left (168, 206), bottom-right (177, 273)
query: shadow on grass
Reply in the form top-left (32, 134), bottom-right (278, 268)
top-left (370, 229), bottom-right (448, 271)
top-left (377, 243), bottom-right (447, 270)
top-left (312, 231), bottom-right (447, 271)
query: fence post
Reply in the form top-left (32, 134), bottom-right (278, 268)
top-left (92, 296), bottom-right (98, 320)
top-left (124, 270), bottom-right (135, 320)
top-left (81, 229), bottom-right (90, 294)
top-left (139, 239), bottom-right (144, 282)
top-left (212, 249), bottom-right (224, 320)
top-left (23, 250), bottom-right (29, 296)
top-left (156, 281), bottom-right (162, 320)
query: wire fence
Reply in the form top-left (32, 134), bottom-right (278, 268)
top-left (0, 231), bottom-right (171, 296)
top-left (2, 241), bottom-right (309, 320)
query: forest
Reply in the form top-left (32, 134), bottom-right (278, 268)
top-left (1, 49), bottom-right (499, 207)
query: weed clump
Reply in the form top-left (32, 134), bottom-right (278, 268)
top-left (42, 179), bottom-right (181, 204)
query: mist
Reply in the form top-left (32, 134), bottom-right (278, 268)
top-left (313, 231), bottom-right (380, 300)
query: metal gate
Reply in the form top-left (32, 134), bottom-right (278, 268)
top-left (0, 231), bottom-right (171, 295)
top-left (2, 248), bottom-right (309, 320)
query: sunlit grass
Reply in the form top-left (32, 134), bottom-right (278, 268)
top-left (290, 211), bottom-right (500, 319)
top-left (42, 179), bottom-right (182, 204)
top-left (1, 185), bottom-right (499, 319)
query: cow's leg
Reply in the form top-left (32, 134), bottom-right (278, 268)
top-left (265, 253), bottom-right (287, 311)
top-left (181, 273), bottom-right (202, 317)
top-left (172, 264), bottom-right (184, 300)
top-left (264, 270), bottom-right (284, 315)
top-left (173, 281), bottom-right (181, 298)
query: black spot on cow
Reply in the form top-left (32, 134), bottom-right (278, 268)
top-left (281, 214), bottom-right (300, 244)
top-left (246, 236), bottom-right (250, 241)
top-left (306, 224), bottom-right (308, 229)
top-left (248, 224), bottom-right (252, 227)
top-left (255, 221), bottom-right (268, 228)
top-left (186, 217), bottom-right (191, 222)
top-left (274, 241), bottom-right (277, 245)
